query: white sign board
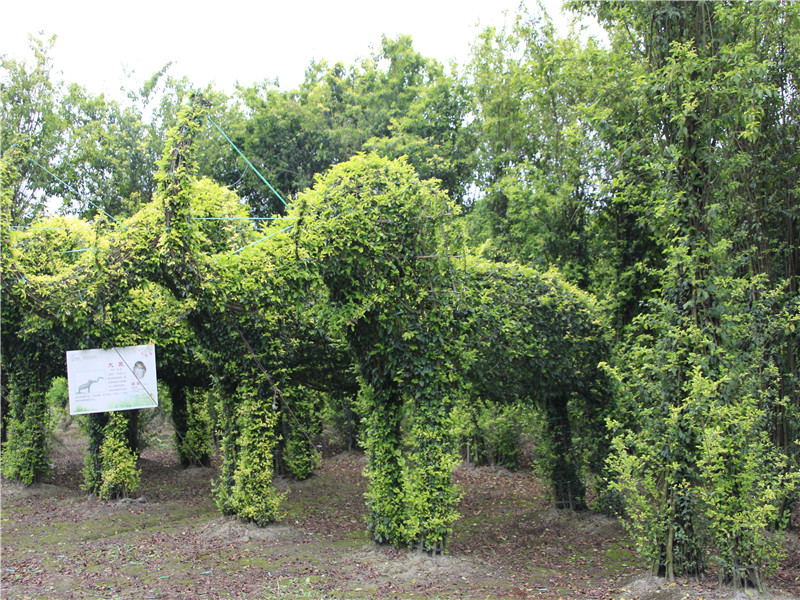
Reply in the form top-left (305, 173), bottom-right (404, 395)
top-left (66, 344), bottom-right (158, 414)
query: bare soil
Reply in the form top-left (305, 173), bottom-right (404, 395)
top-left (1, 422), bottom-right (798, 600)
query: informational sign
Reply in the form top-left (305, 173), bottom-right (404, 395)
top-left (66, 344), bottom-right (158, 415)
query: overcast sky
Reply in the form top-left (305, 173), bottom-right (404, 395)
top-left (2, 0), bottom-right (587, 99)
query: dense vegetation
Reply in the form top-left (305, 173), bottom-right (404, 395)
top-left (2, 0), bottom-right (798, 591)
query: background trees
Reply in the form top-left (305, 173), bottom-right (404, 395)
top-left (1, 35), bottom-right (67, 225)
top-left (467, 8), bottom-right (609, 289)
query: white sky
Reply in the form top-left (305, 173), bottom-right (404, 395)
top-left (1, 0), bottom-right (585, 99)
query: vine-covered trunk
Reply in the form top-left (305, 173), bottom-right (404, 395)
top-left (363, 391), bottom-right (406, 547)
top-left (1, 364), bottom-right (51, 485)
top-left (213, 380), bottom-right (283, 525)
top-left (125, 410), bottom-right (140, 453)
top-left (177, 387), bottom-right (213, 468)
top-left (0, 368), bottom-right (9, 446)
top-left (82, 412), bottom-right (141, 500)
top-left (169, 384), bottom-right (191, 466)
top-left (81, 412), bottom-right (110, 494)
top-left (405, 389), bottom-right (460, 554)
top-left (276, 384), bottom-right (322, 480)
top-left (213, 382), bottom-right (239, 516)
top-left (545, 396), bottom-right (585, 510)
top-left (655, 483), bottom-right (704, 580)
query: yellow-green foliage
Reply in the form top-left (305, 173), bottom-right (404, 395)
top-left (696, 386), bottom-right (798, 588)
top-left (606, 279), bottom-right (800, 584)
top-left (1, 381), bottom-right (50, 486)
top-left (11, 215), bottom-right (93, 275)
top-left (176, 389), bottom-right (213, 468)
top-left (226, 385), bottom-right (284, 526)
top-left (280, 385), bottom-right (322, 481)
top-left (295, 153), bottom-right (464, 552)
top-left (94, 412), bottom-right (141, 500)
top-left (1, 353), bottom-right (53, 486)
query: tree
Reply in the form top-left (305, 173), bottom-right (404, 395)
top-left (221, 35), bottom-right (478, 217)
top-left (364, 52), bottom-right (478, 208)
top-left (468, 7), bottom-right (607, 288)
top-left (575, 0), bottom-right (800, 583)
top-left (1, 35), bottom-right (66, 225)
top-left (55, 85), bottom-right (159, 219)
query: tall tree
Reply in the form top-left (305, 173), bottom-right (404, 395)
top-left (55, 85), bottom-right (159, 219)
top-left (364, 39), bottom-right (478, 208)
top-left (576, 0), bottom-right (800, 584)
top-left (225, 35), bottom-right (477, 217)
top-left (468, 7), bottom-right (606, 288)
top-left (1, 35), bottom-right (66, 225)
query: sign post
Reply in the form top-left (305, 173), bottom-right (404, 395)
top-left (66, 344), bottom-right (158, 414)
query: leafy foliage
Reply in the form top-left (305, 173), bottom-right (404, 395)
top-left (1, 35), bottom-right (66, 225)
top-left (454, 398), bottom-right (529, 469)
top-left (277, 385), bottom-right (323, 480)
top-left (93, 412), bottom-right (142, 500)
top-left (457, 257), bottom-right (611, 507)
top-left (175, 389), bottom-right (213, 468)
top-left (213, 383), bottom-right (284, 526)
top-left (1, 374), bottom-right (50, 485)
top-left (295, 153), bottom-right (465, 552)
top-left (578, 0), bottom-right (800, 582)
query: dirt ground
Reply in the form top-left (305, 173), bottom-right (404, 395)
top-left (1, 421), bottom-right (798, 600)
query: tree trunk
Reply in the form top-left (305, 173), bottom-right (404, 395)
top-left (546, 397), bottom-right (586, 510)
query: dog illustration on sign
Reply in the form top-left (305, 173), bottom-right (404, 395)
top-left (77, 377), bottom-right (103, 394)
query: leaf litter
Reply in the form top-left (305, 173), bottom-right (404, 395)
top-left (2, 422), bottom-right (798, 599)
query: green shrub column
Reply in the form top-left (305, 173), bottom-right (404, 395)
top-left (361, 385), bottom-right (406, 547)
top-left (279, 385), bottom-right (322, 480)
top-left (231, 386), bottom-right (283, 525)
top-left (404, 379), bottom-right (460, 553)
top-left (82, 412), bottom-right (142, 500)
top-left (214, 382), bottom-right (283, 526)
top-left (172, 387), bottom-right (212, 468)
top-left (1, 370), bottom-right (50, 485)
top-left (82, 412), bottom-right (109, 494)
top-left (212, 381), bottom-right (238, 516)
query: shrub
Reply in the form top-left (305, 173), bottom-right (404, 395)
top-left (176, 389), bottom-right (212, 467)
top-left (1, 378), bottom-right (50, 485)
top-left (46, 376), bottom-right (69, 410)
top-left (83, 412), bottom-right (141, 500)
top-left (215, 385), bottom-right (284, 526)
